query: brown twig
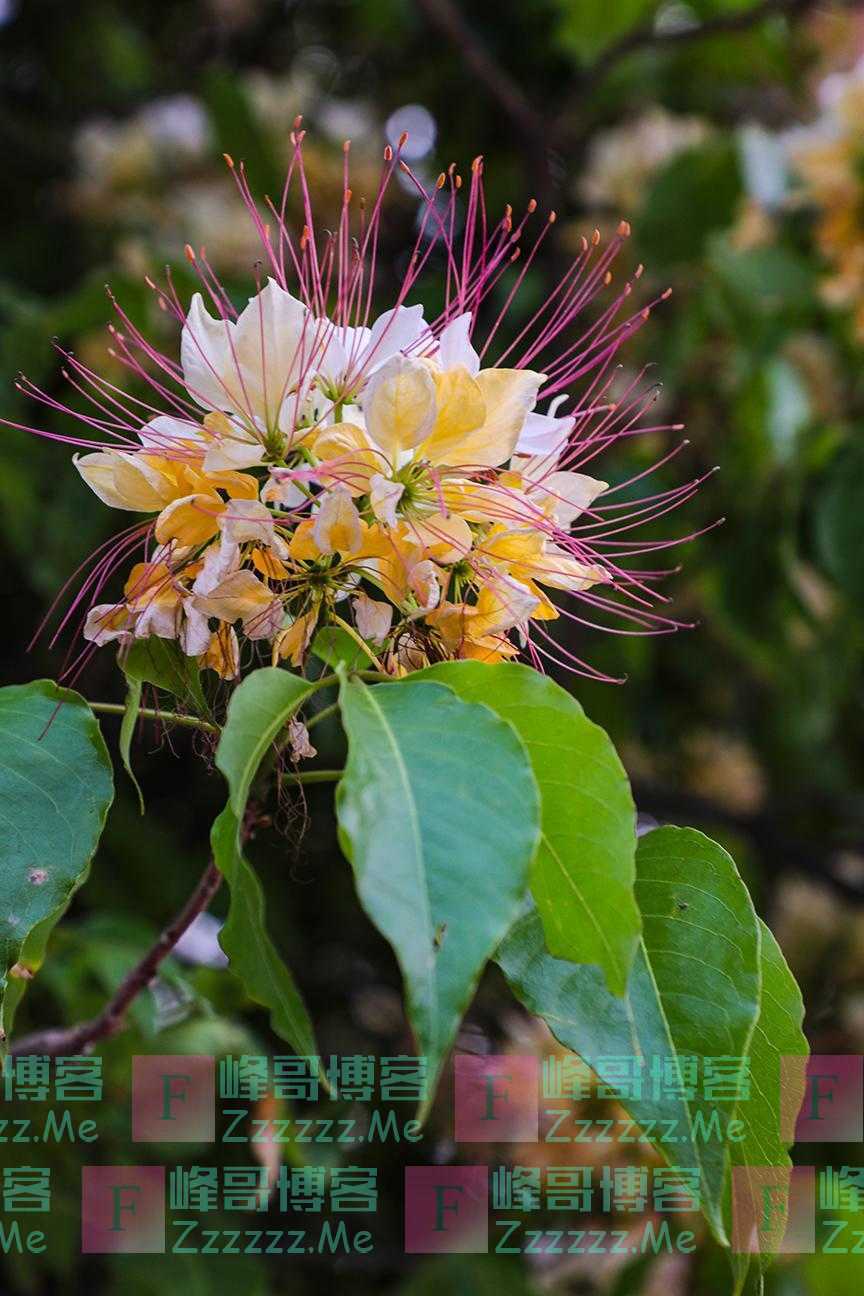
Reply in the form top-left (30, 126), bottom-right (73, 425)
top-left (10, 860), bottom-right (223, 1057)
top-left (414, 0), bottom-right (548, 148)
top-left (416, 0), bottom-right (824, 164)
top-left (585, 0), bottom-right (816, 81)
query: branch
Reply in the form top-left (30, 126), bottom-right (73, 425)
top-left (414, 0), bottom-right (549, 148)
top-left (89, 700), bottom-right (219, 734)
top-left (11, 859), bottom-right (223, 1057)
top-left (583, 0), bottom-right (816, 82)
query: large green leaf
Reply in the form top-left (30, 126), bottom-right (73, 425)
top-left (728, 920), bottom-right (808, 1291)
top-left (210, 667), bottom-right (319, 1055)
top-left (417, 662), bottom-right (639, 994)
top-left (0, 681), bottom-right (113, 1041)
top-left (121, 636), bottom-right (208, 715)
top-left (337, 677), bottom-right (541, 1109)
top-left (498, 826), bottom-right (762, 1244)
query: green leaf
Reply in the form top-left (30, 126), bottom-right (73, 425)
top-left (337, 677), bottom-right (541, 1109)
top-left (211, 667), bottom-right (320, 1054)
top-left (118, 674), bottom-right (145, 814)
top-left (121, 637), bottom-right (208, 715)
top-left (727, 920), bottom-right (808, 1290)
top-left (0, 681), bottom-right (114, 1041)
top-left (638, 141), bottom-right (742, 267)
top-left (417, 662), bottom-right (639, 995)
top-left (210, 807), bottom-right (316, 1056)
top-left (311, 625), bottom-right (376, 672)
top-left (498, 827), bottom-right (762, 1245)
top-left (399, 1255), bottom-right (537, 1295)
top-left (553, 0), bottom-right (656, 62)
top-left (816, 443), bottom-right (864, 610)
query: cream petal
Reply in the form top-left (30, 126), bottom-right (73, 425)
top-left (536, 546), bottom-right (608, 592)
top-left (74, 451), bottom-right (169, 511)
top-left (409, 558), bottom-right (441, 612)
top-left (538, 471), bottom-right (608, 528)
top-left (364, 354), bottom-right (437, 459)
top-left (192, 538), bottom-right (242, 596)
top-left (192, 569), bottom-right (272, 622)
top-left (312, 487), bottom-right (363, 554)
top-left (468, 368), bottom-right (546, 466)
top-left (218, 498), bottom-right (276, 548)
top-left (353, 591), bottom-right (393, 641)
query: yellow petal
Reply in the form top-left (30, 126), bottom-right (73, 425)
top-left (274, 609), bottom-right (318, 666)
top-left (124, 561), bottom-right (180, 609)
top-left (314, 421), bottom-right (382, 495)
top-left (312, 489), bottom-right (364, 555)
top-left (461, 636), bottom-right (519, 662)
top-left (74, 451), bottom-right (174, 512)
top-left (480, 525), bottom-right (545, 565)
top-left (204, 468), bottom-right (261, 500)
top-left (251, 547), bottom-right (289, 580)
top-left (312, 421), bottom-right (371, 458)
top-left (406, 512), bottom-right (473, 563)
top-left (288, 519), bottom-right (322, 560)
top-left (420, 365), bottom-right (486, 464)
top-left (203, 626), bottom-right (240, 678)
top-left (192, 569), bottom-right (273, 622)
top-left (437, 368), bottom-right (545, 468)
top-left (155, 493), bottom-right (224, 547)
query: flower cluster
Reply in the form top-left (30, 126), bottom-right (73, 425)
top-left (13, 127), bottom-right (694, 683)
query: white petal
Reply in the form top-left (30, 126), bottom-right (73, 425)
top-left (261, 473), bottom-right (307, 508)
top-left (180, 606), bottom-right (213, 657)
top-left (135, 599), bottom-right (180, 640)
top-left (360, 304), bottom-right (427, 376)
top-left (317, 321), bottom-right (372, 386)
top-left (369, 473), bottom-right (405, 527)
top-left (138, 415), bottom-right (203, 451)
top-left (192, 538), bottom-right (241, 596)
top-left (232, 279), bottom-right (311, 431)
top-left (514, 409), bottom-right (575, 457)
top-left (201, 430), bottom-right (265, 472)
top-left (218, 498), bottom-right (276, 548)
top-left (437, 312), bottom-right (480, 376)
top-left (180, 292), bottom-right (241, 414)
top-left (83, 603), bottom-right (136, 645)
